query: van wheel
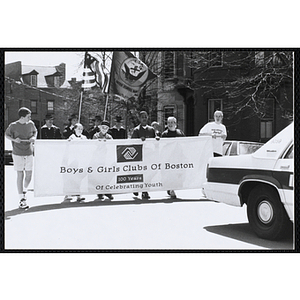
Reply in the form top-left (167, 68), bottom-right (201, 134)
top-left (247, 185), bottom-right (291, 240)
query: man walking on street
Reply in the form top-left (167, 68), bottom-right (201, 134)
top-left (199, 110), bottom-right (227, 157)
top-left (5, 107), bottom-right (37, 209)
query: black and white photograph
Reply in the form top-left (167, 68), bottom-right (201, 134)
top-left (1, 2), bottom-right (299, 300)
top-left (3, 49), bottom-right (295, 250)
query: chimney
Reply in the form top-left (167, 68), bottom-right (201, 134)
top-left (56, 63), bottom-right (66, 85)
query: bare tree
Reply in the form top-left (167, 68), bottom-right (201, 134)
top-left (184, 50), bottom-right (293, 124)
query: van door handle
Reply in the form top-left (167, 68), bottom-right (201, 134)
top-left (280, 165), bottom-right (290, 169)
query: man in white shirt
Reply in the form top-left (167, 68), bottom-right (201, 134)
top-left (199, 110), bottom-right (227, 156)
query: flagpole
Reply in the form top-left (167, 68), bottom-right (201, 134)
top-left (79, 51), bottom-right (88, 123)
top-left (104, 93), bottom-right (109, 120)
top-left (78, 89), bottom-right (83, 123)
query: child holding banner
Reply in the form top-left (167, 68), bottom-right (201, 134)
top-left (131, 111), bottom-right (156, 200)
top-left (68, 123), bottom-right (87, 141)
top-left (93, 120), bottom-right (114, 200)
top-left (64, 123), bottom-right (87, 202)
top-left (151, 121), bottom-right (162, 138)
top-left (161, 116), bottom-right (185, 199)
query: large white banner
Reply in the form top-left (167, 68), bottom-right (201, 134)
top-left (34, 137), bottom-right (213, 197)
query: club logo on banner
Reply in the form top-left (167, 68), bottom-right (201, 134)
top-left (117, 144), bottom-right (143, 162)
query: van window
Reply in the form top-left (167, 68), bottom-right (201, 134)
top-left (284, 145), bottom-right (293, 159)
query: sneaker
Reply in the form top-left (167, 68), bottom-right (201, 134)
top-left (76, 196), bottom-right (85, 202)
top-left (142, 192), bottom-right (150, 200)
top-left (105, 194), bottom-right (114, 200)
top-left (169, 190), bottom-right (177, 199)
top-left (19, 198), bottom-right (29, 209)
top-left (133, 192), bottom-right (138, 196)
top-left (63, 195), bottom-right (72, 202)
top-left (97, 194), bottom-right (104, 200)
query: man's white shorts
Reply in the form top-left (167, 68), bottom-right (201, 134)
top-left (12, 154), bottom-right (33, 171)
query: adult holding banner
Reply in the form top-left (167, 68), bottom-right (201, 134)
top-left (131, 111), bottom-right (156, 200)
top-left (161, 116), bottom-right (185, 199)
top-left (62, 114), bottom-right (78, 139)
top-left (110, 115), bottom-right (127, 139)
top-left (88, 115), bottom-right (102, 139)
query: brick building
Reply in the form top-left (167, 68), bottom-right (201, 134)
top-left (141, 51), bottom-right (194, 135)
top-left (5, 61), bottom-right (73, 135)
top-left (142, 50), bottom-right (293, 141)
top-left (192, 51), bottom-right (293, 142)
top-left (4, 59), bottom-right (122, 136)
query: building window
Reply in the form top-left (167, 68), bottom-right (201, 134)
top-left (255, 51), bottom-right (265, 67)
top-left (30, 100), bottom-right (37, 113)
top-left (163, 105), bottom-right (175, 126)
top-left (30, 75), bottom-right (37, 87)
top-left (260, 121), bottom-right (273, 139)
top-left (47, 100), bottom-right (54, 113)
top-left (260, 99), bottom-right (274, 140)
top-left (208, 52), bottom-right (223, 67)
top-left (175, 52), bottom-right (184, 77)
top-left (164, 51), bottom-right (175, 79)
top-left (272, 51), bottom-right (284, 67)
top-left (5, 82), bottom-right (12, 94)
top-left (208, 99), bottom-right (223, 121)
top-left (284, 145), bottom-right (294, 159)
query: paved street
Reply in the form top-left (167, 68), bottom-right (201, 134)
top-left (4, 165), bottom-right (293, 250)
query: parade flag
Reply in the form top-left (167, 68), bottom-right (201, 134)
top-left (82, 52), bottom-right (109, 92)
top-left (108, 51), bottom-right (157, 100)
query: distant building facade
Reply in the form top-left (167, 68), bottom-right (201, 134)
top-left (141, 51), bottom-right (195, 135)
top-left (5, 59), bottom-right (122, 136)
top-left (5, 51), bottom-right (293, 143)
top-left (5, 61), bottom-right (71, 133)
top-left (143, 50), bottom-right (293, 141)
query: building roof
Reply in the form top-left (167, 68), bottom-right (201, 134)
top-left (60, 79), bottom-right (72, 88)
top-left (21, 64), bottom-right (64, 87)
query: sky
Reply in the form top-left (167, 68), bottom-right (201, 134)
top-left (5, 51), bottom-right (85, 80)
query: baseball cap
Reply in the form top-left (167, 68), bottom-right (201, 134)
top-left (101, 120), bottom-right (110, 127)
